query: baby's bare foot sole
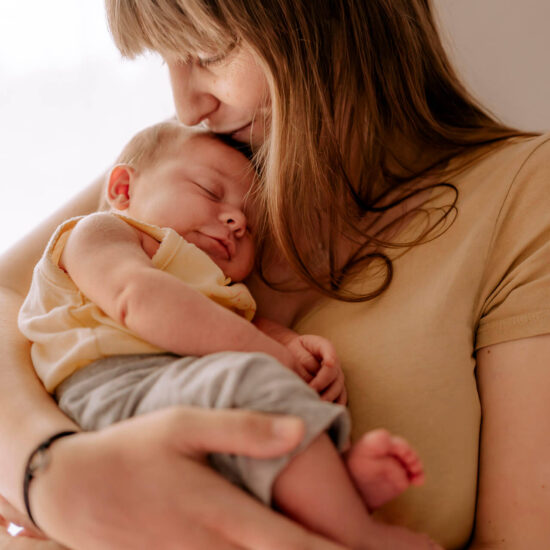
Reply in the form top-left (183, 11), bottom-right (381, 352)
top-left (345, 428), bottom-right (425, 510)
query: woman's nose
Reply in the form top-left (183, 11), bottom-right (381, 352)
top-left (221, 209), bottom-right (247, 238)
top-left (168, 61), bottom-right (220, 127)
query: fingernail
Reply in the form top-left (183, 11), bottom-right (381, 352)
top-left (271, 416), bottom-right (303, 440)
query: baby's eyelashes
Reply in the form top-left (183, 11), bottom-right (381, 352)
top-left (193, 181), bottom-right (221, 200)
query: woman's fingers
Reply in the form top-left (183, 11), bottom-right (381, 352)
top-left (0, 494), bottom-right (46, 539)
top-left (160, 407), bottom-right (306, 459)
top-left (26, 408), bottom-right (344, 550)
top-left (167, 523), bottom-right (247, 550)
top-left (0, 529), bottom-right (68, 549)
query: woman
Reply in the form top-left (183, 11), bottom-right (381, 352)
top-left (1, 0), bottom-right (549, 548)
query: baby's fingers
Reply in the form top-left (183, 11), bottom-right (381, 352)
top-left (337, 385), bottom-right (348, 405)
top-left (321, 380), bottom-right (347, 404)
top-left (321, 369), bottom-right (347, 404)
top-left (292, 362), bottom-right (314, 383)
top-left (299, 335), bottom-right (338, 366)
top-left (309, 363), bottom-right (338, 393)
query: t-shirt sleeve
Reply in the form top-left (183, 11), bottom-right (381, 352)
top-left (476, 137), bottom-right (550, 349)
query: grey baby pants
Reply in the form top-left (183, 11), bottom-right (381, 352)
top-left (56, 352), bottom-right (350, 504)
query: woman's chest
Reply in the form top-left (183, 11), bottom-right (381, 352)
top-left (291, 221), bottom-right (493, 548)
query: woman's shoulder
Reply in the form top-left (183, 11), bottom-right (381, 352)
top-left (481, 132), bottom-right (550, 172)
top-left (506, 131), bottom-right (550, 180)
top-left (503, 131), bottom-right (550, 151)
top-left (496, 132), bottom-right (550, 173)
top-left (451, 132), bottom-right (550, 200)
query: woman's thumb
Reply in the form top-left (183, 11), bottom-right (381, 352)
top-left (167, 408), bottom-right (305, 459)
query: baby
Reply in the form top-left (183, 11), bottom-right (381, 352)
top-left (19, 121), bottom-right (427, 548)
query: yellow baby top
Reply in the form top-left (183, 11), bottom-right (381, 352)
top-left (18, 213), bottom-right (256, 393)
top-left (294, 133), bottom-right (550, 548)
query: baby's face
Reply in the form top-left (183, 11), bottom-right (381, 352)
top-left (128, 134), bottom-right (255, 281)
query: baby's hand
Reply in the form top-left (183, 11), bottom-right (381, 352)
top-left (286, 335), bottom-right (347, 405)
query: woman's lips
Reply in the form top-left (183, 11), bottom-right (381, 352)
top-left (230, 122), bottom-right (252, 140)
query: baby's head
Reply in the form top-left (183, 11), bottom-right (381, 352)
top-left (106, 121), bottom-right (255, 281)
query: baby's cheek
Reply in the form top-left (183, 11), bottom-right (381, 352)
top-left (230, 243), bottom-right (255, 282)
top-left (244, 240), bottom-right (256, 272)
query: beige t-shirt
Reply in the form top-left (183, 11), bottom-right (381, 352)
top-left (19, 213), bottom-right (256, 392)
top-left (294, 134), bottom-right (550, 548)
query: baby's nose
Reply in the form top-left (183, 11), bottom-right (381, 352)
top-left (222, 210), bottom-right (247, 237)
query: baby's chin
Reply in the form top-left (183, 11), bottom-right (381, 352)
top-left (215, 258), bottom-right (254, 283)
top-left (221, 266), bottom-right (253, 283)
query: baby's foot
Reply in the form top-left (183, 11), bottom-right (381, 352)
top-left (345, 428), bottom-right (424, 510)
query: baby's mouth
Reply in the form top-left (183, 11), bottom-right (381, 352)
top-left (215, 238), bottom-right (232, 260)
top-left (203, 235), bottom-right (231, 261)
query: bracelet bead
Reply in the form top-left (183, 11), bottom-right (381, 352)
top-left (23, 430), bottom-right (78, 528)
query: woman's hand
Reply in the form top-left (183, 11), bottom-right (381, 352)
top-left (0, 495), bottom-right (68, 549)
top-left (0, 529), bottom-right (68, 550)
top-left (0, 493), bottom-right (46, 540)
top-left (29, 407), bottom-right (347, 550)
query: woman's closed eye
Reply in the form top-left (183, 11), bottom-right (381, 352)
top-left (196, 52), bottom-right (227, 68)
top-left (196, 40), bottom-right (239, 69)
top-left (172, 51), bottom-right (227, 70)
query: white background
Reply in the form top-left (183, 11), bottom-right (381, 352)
top-left (0, 1), bottom-right (174, 254)
top-left (1, 0), bottom-right (550, 254)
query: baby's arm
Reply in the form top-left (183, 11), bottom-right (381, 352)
top-left (254, 317), bottom-right (347, 404)
top-left (61, 213), bottom-right (295, 367)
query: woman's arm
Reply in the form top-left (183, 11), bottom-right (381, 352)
top-left (0, 177), bottom-right (104, 510)
top-left (0, 179), bottom-right (346, 550)
top-left (29, 408), bottom-right (347, 550)
top-left (471, 333), bottom-right (550, 548)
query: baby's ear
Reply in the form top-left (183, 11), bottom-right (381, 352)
top-left (106, 164), bottom-right (133, 210)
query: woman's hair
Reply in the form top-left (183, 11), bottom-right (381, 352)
top-left (106, 0), bottom-right (532, 301)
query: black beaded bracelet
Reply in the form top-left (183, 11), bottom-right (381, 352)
top-left (23, 431), bottom-right (78, 528)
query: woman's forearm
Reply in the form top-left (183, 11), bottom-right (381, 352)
top-left (0, 289), bottom-right (77, 511)
top-left (0, 177), bottom-right (104, 512)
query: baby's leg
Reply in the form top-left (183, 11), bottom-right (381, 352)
top-left (345, 428), bottom-right (425, 510)
top-left (272, 432), bottom-right (371, 548)
top-left (273, 433), bottom-right (439, 550)
top-left (57, 354), bottom-right (432, 548)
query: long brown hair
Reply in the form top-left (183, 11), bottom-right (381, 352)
top-left (106, 0), bottom-right (531, 301)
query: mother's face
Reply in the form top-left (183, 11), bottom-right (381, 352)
top-left (165, 45), bottom-right (269, 148)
